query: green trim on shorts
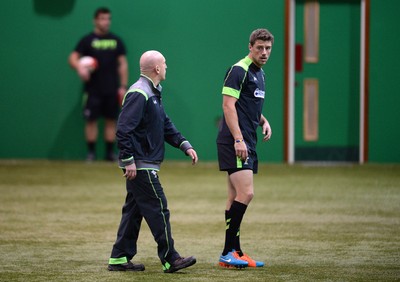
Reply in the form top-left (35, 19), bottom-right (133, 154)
top-left (236, 157), bottom-right (242, 168)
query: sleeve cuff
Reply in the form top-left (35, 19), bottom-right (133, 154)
top-left (179, 141), bottom-right (193, 155)
top-left (118, 156), bottom-right (135, 168)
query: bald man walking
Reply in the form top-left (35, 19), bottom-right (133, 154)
top-left (108, 50), bottom-right (198, 273)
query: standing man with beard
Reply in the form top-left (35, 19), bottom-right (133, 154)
top-left (216, 28), bottom-right (274, 269)
top-left (69, 7), bottom-right (128, 161)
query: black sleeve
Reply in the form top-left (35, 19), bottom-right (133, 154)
top-left (163, 113), bottom-right (193, 154)
top-left (116, 36), bottom-right (127, 56)
top-left (116, 91), bottom-right (146, 165)
top-left (74, 35), bottom-right (90, 55)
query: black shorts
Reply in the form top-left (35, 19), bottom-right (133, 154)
top-left (83, 91), bottom-right (119, 121)
top-left (217, 143), bottom-right (258, 174)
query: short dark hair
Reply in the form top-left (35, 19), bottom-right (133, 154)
top-left (94, 7), bottom-right (111, 19)
top-left (249, 29), bottom-right (274, 46)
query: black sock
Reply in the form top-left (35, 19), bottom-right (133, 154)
top-left (235, 226), bottom-right (243, 257)
top-left (222, 201), bottom-right (247, 256)
top-left (105, 142), bottom-right (114, 155)
top-left (222, 209), bottom-right (243, 256)
top-left (87, 142), bottom-right (96, 153)
top-left (222, 210), bottom-right (230, 256)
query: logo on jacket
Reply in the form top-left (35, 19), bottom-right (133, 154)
top-left (254, 88), bottom-right (265, 98)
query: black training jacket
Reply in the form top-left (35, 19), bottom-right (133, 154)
top-left (116, 75), bottom-right (192, 170)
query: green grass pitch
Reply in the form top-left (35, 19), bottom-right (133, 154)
top-left (0, 160), bottom-right (399, 281)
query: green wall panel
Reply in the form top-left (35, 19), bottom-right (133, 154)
top-left (0, 0), bottom-right (399, 163)
top-left (368, 0), bottom-right (400, 162)
top-left (0, 0), bottom-right (284, 162)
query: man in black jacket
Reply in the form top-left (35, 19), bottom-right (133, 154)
top-left (108, 50), bottom-right (198, 273)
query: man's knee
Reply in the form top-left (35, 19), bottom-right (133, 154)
top-left (235, 189), bottom-right (254, 205)
top-left (242, 190), bottom-right (254, 202)
top-left (247, 191), bottom-right (254, 201)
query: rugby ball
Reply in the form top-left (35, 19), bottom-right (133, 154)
top-left (79, 56), bottom-right (98, 72)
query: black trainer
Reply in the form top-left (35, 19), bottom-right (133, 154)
top-left (86, 152), bottom-right (96, 162)
top-left (108, 261), bottom-right (145, 271)
top-left (164, 256), bottom-right (196, 273)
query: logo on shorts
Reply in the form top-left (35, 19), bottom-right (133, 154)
top-left (151, 170), bottom-right (158, 178)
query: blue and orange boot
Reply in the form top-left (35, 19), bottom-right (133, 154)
top-left (219, 250), bottom-right (248, 269)
top-left (233, 250), bottom-right (264, 267)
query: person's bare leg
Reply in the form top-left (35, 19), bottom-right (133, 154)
top-left (104, 119), bottom-right (116, 142)
top-left (228, 170), bottom-right (254, 205)
top-left (226, 170), bottom-right (264, 267)
top-left (226, 175), bottom-right (237, 210)
top-left (104, 119), bottom-right (116, 161)
top-left (221, 170), bottom-right (253, 264)
top-left (86, 120), bottom-right (98, 142)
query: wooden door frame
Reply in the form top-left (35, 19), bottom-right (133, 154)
top-left (284, 0), bottom-right (370, 163)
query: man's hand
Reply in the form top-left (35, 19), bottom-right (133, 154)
top-left (123, 163), bottom-right (137, 180)
top-left (234, 140), bottom-right (248, 161)
top-left (77, 64), bottom-right (90, 82)
top-left (186, 148), bottom-right (198, 165)
top-left (261, 117), bottom-right (272, 142)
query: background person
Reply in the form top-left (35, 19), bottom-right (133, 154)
top-left (68, 7), bottom-right (128, 161)
top-left (216, 28), bottom-right (274, 268)
top-left (108, 50), bottom-right (198, 273)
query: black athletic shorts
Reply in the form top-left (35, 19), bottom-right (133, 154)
top-left (217, 143), bottom-right (258, 174)
top-left (83, 91), bottom-right (119, 121)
